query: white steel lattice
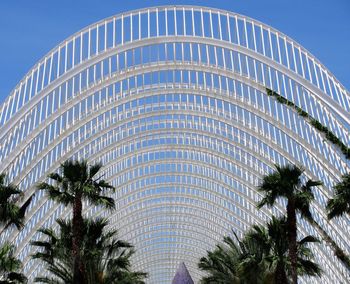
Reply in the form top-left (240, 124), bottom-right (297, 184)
top-left (0, 6), bottom-right (349, 283)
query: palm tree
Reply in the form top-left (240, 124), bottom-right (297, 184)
top-left (327, 173), bottom-right (350, 219)
top-left (198, 234), bottom-right (243, 284)
top-left (31, 217), bottom-right (147, 284)
top-left (246, 217), bottom-right (321, 283)
top-left (0, 243), bottom-right (27, 284)
top-left (0, 172), bottom-right (32, 283)
top-left (198, 217), bottom-right (321, 284)
top-left (256, 164), bottom-right (322, 284)
top-left (0, 173), bottom-right (33, 230)
top-left (37, 160), bottom-right (115, 284)
top-left (245, 217), bottom-right (288, 284)
top-left (322, 172), bottom-right (350, 270)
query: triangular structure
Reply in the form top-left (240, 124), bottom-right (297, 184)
top-left (172, 262), bottom-right (194, 284)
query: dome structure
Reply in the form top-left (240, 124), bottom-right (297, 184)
top-left (0, 5), bottom-right (349, 283)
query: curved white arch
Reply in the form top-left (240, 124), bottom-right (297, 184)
top-left (0, 5), bottom-right (349, 284)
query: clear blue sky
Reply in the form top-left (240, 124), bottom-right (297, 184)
top-left (0, 0), bottom-right (349, 103)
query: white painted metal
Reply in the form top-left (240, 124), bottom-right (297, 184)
top-left (0, 6), bottom-right (349, 284)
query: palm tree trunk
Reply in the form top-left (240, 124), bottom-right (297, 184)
top-left (72, 192), bottom-right (86, 284)
top-left (287, 199), bottom-right (298, 284)
top-left (275, 261), bottom-right (288, 284)
top-left (308, 218), bottom-right (350, 272)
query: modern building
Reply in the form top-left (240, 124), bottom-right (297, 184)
top-left (0, 5), bottom-right (349, 283)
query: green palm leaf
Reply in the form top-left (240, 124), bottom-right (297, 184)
top-left (31, 217), bottom-right (147, 284)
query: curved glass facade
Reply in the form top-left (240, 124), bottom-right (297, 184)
top-left (0, 6), bottom-right (349, 283)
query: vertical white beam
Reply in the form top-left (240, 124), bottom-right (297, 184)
top-left (104, 20), bottom-right (108, 49)
top-left (218, 11), bottom-right (222, 41)
top-left (88, 28), bottom-right (91, 59)
top-left (209, 10), bottom-right (213, 38)
top-left (113, 17), bottom-right (116, 47)
top-left (284, 37), bottom-right (290, 69)
top-left (252, 22), bottom-right (257, 52)
top-left (174, 7), bottom-right (177, 36)
top-left (191, 8), bottom-right (195, 36)
top-left (121, 15), bottom-right (124, 44)
top-left (147, 9), bottom-right (150, 38)
top-left (182, 7), bottom-right (186, 36)
top-left (227, 13), bottom-right (231, 43)
top-left (199, 9), bottom-right (204, 38)
top-left (130, 14), bottom-right (133, 43)
top-left (138, 12), bottom-right (141, 40)
top-left (235, 15), bottom-right (240, 45)
top-left (64, 42), bottom-right (68, 72)
top-left (244, 18), bottom-right (248, 48)
top-left (276, 32), bottom-right (282, 64)
top-left (165, 8), bottom-right (168, 36)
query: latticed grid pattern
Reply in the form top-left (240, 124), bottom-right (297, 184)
top-left (0, 6), bottom-right (349, 283)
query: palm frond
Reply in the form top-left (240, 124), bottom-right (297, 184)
top-left (326, 173), bottom-right (350, 219)
top-left (31, 217), bottom-right (147, 283)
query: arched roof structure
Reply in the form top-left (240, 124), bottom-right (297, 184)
top-left (0, 6), bottom-right (349, 283)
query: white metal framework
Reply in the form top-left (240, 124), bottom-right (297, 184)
top-left (0, 6), bottom-right (349, 283)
